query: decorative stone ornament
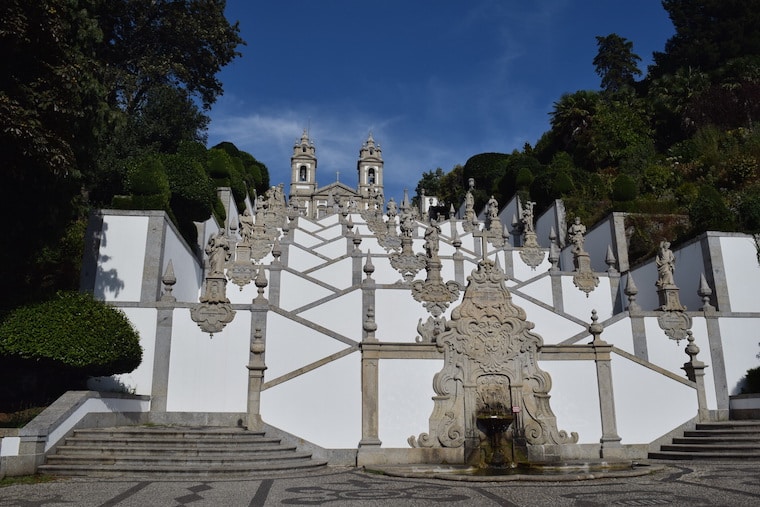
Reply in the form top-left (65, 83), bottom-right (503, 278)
top-left (518, 201), bottom-right (545, 270)
top-left (654, 240), bottom-right (691, 342)
top-left (191, 232), bottom-right (236, 336)
top-left (569, 218), bottom-right (599, 296)
top-left (411, 220), bottom-right (461, 317)
top-left (409, 257), bottom-right (577, 462)
top-left (161, 260), bottom-right (177, 302)
top-left (390, 206), bottom-right (426, 281)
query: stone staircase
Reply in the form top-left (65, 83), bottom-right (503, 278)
top-left (649, 420), bottom-right (760, 460)
top-left (37, 426), bottom-right (328, 477)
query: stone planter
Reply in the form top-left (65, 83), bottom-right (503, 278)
top-left (729, 393), bottom-right (760, 420)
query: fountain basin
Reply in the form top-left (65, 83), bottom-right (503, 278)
top-left (365, 460), bottom-right (658, 482)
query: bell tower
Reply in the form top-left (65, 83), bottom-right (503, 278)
top-left (290, 129), bottom-right (317, 213)
top-left (357, 133), bottom-right (384, 204)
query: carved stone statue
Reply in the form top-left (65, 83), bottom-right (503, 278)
top-left (205, 231), bottom-right (231, 276)
top-left (656, 241), bottom-right (676, 288)
top-left (387, 197), bottom-right (398, 219)
top-left (568, 217), bottom-right (586, 253)
top-left (424, 219), bottom-right (441, 259)
top-left (487, 195), bottom-right (499, 221)
top-left (239, 209), bottom-right (254, 244)
top-left (521, 200), bottom-right (536, 233)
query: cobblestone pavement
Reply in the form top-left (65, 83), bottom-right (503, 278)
top-left (0, 462), bottom-right (758, 506)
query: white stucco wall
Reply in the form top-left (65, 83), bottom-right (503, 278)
top-left (718, 317), bottom-right (760, 394)
top-left (165, 309), bottom-right (251, 412)
top-left (95, 215), bottom-right (149, 302)
top-left (721, 236), bottom-right (760, 312)
top-left (611, 353), bottom-right (698, 444)
top-left (540, 360), bottom-right (601, 444)
top-left (261, 352), bottom-right (361, 449)
top-left (378, 359), bottom-right (442, 447)
top-left (162, 220), bottom-right (202, 303)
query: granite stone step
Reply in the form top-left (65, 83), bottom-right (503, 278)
top-left (39, 425), bottom-right (328, 477)
top-left (649, 419), bottom-right (760, 461)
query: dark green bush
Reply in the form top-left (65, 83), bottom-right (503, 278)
top-left (611, 174), bottom-right (638, 201)
top-left (126, 156), bottom-right (170, 197)
top-left (743, 366), bottom-right (760, 393)
top-left (0, 291), bottom-right (142, 376)
top-left (161, 153), bottom-right (216, 222)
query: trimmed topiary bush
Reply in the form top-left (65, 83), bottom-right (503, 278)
top-left (0, 291), bottom-right (142, 376)
top-left (0, 291), bottom-right (142, 410)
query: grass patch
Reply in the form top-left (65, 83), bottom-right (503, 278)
top-left (0, 474), bottom-right (57, 488)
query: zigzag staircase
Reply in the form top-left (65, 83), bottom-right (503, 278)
top-left (649, 420), bottom-right (760, 460)
top-left (38, 426), bottom-right (327, 477)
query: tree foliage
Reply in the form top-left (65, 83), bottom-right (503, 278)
top-left (594, 34), bottom-right (642, 94)
top-left (0, 0), bottom-right (245, 310)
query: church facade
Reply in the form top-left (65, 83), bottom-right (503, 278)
top-left (288, 130), bottom-right (385, 218)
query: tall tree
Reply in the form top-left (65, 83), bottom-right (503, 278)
top-left (652, 0), bottom-right (760, 78)
top-left (593, 34), bottom-right (642, 94)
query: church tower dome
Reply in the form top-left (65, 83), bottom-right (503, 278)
top-left (357, 133), bottom-right (384, 202)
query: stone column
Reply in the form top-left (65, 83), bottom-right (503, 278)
top-left (246, 328), bottom-right (267, 431)
top-left (549, 272), bottom-right (564, 314)
top-left (358, 255), bottom-right (382, 449)
top-left (247, 267), bottom-right (269, 431)
top-left (150, 306), bottom-right (174, 412)
top-left (589, 312), bottom-right (623, 458)
top-left (141, 214), bottom-right (169, 302)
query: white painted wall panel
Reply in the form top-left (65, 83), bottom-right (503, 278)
top-left (265, 312), bottom-right (352, 381)
top-left (540, 360), bottom-right (601, 444)
top-left (721, 236), bottom-right (760, 312)
top-left (718, 317), bottom-right (760, 394)
top-left (611, 353), bottom-right (697, 444)
top-left (279, 270), bottom-right (334, 312)
top-left (166, 309), bottom-right (250, 412)
top-left (517, 275), bottom-right (552, 303)
top-left (561, 276), bottom-right (613, 321)
top-left (96, 215), bottom-right (149, 302)
top-left (379, 359), bottom-right (443, 447)
top-left (645, 316), bottom-right (717, 409)
top-left (299, 291), bottom-right (362, 341)
top-left (375, 288), bottom-right (431, 342)
top-left (162, 221), bottom-right (202, 303)
top-left (293, 229), bottom-right (323, 249)
top-left (307, 257), bottom-right (354, 290)
top-left (511, 295), bottom-right (586, 344)
top-left (313, 238), bottom-right (348, 260)
top-left (511, 251), bottom-right (551, 282)
top-left (261, 352), bottom-right (361, 448)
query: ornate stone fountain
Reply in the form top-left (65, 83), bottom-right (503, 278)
top-left (409, 255), bottom-right (578, 468)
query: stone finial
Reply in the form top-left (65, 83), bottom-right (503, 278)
top-left (352, 230), bottom-right (362, 251)
top-left (254, 264), bottom-right (268, 302)
top-left (625, 273), bottom-right (639, 312)
top-left (698, 273), bottom-right (715, 312)
top-left (588, 310), bottom-right (606, 345)
top-left (684, 330), bottom-right (699, 362)
top-left (363, 252), bottom-right (375, 279)
top-left (251, 328), bottom-right (265, 355)
top-left (605, 245), bottom-right (618, 274)
top-left (161, 260), bottom-right (177, 302)
top-left (449, 203), bottom-right (456, 220)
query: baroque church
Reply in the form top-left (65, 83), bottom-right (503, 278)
top-left (288, 130), bottom-right (385, 218)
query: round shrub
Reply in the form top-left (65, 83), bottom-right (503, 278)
top-left (161, 153), bottom-right (216, 222)
top-left (611, 174), bottom-right (638, 202)
top-left (0, 291), bottom-right (142, 377)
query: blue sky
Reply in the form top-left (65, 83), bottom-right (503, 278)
top-left (207, 1), bottom-right (675, 203)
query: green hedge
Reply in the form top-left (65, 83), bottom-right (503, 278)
top-left (0, 291), bottom-right (142, 376)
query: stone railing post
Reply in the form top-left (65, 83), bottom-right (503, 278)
top-left (682, 331), bottom-right (710, 422)
top-left (359, 254), bottom-right (382, 449)
top-left (589, 311), bottom-right (623, 458)
top-left (247, 266), bottom-right (269, 431)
